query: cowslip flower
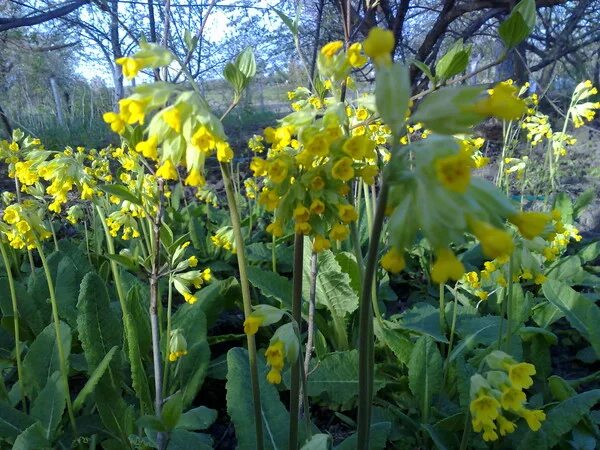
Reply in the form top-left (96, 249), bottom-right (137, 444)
top-left (313, 235), bottom-right (331, 253)
top-left (509, 211), bottom-right (551, 240)
top-left (435, 153), bottom-right (472, 193)
top-left (431, 248), bottom-right (465, 284)
top-left (470, 82), bottom-right (528, 121)
top-left (380, 248), bottom-right (405, 273)
top-left (331, 157), bottom-right (354, 181)
top-left (470, 220), bottom-right (514, 259)
top-left (363, 27), bottom-right (395, 66)
top-left (243, 315), bottom-right (264, 335)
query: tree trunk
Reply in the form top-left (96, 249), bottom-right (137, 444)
top-left (50, 76), bottom-right (65, 126)
top-left (109, 0), bottom-right (124, 105)
top-left (0, 103), bottom-right (12, 139)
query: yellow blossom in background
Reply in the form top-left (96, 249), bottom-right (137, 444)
top-left (313, 235), bottom-right (331, 253)
top-left (363, 27), bottom-right (395, 66)
top-left (470, 82), bottom-right (528, 120)
top-left (431, 248), bottom-right (465, 284)
top-left (347, 42), bottom-right (367, 67)
top-left (381, 248), bottom-right (405, 273)
top-left (103, 112), bottom-right (126, 134)
top-left (321, 41), bottom-right (344, 58)
top-left (332, 157), bottom-right (354, 181)
top-left (470, 220), bottom-right (514, 259)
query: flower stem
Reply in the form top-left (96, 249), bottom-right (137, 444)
top-left (0, 240), bottom-right (26, 411)
top-left (34, 239), bottom-right (78, 436)
top-left (289, 233), bottom-right (304, 450)
top-left (162, 274), bottom-right (174, 396)
top-left (220, 162), bottom-right (264, 450)
top-left (357, 183), bottom-right (389, 450)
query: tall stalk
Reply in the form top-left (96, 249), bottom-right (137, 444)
top-left (289, 233), bottom-right (304, 450)
top-left (357, 183), bottom-right (389, 449)
top-left (220, 162), bottom-right (264, 450)
top-left (149, 179), bottom-right (166, 450)
top-left (34, 239), bottom-right (78, 436)
top-left (0, 240), bottom-right (26, 411)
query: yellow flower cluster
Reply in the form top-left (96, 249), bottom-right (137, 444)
top-left (470, 352), bottom-right (545, 442)
top-left (168, 329), bottom-right (188, 362)
top-left (211, 226), bottom-right (235, 253)
top-left (265, 340), bottom-right (286, 384)
top-left (1, 203), bottom-right (51, 249)
top-left (571, 80), bottom-right (600, 128)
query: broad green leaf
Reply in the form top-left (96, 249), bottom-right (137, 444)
top-left (247, 265), bottom-right (293, 307)
top-left (0, 401), bottom-right (36, 440)
top-left (456, 315), bottom-right (502, 346)
top-left (273, 8), bottom-right (297, 36)
top-left (518, 390), bottom-right (600, 449)
top-left (398, 303), bottom-right (448, 343)
top-left (73, 346), bottom-right (118, 413)
top-left (408, 336), bottom-right (443, 419)
top-left (579, 241), bottom-right (600, 264)
top-left (223, 63), bottom-right (245, 95)
top-left (198, 277), bottom-right (239, 325)
top-left (22, 322), bottom-right (71, 394)
top-left (226, 347), bottom-right (291, 450)
top-left (177, 406), bottom-right (217, 431)
top-left (300, 433), bottom-right (330, 449)
top-left (305, 350), bottom-right (388, 408)
top-left (412, 86), bottom-right (483, 134)
top-left (334, 421), bottom-right (391, 450)
top-left (235, 47), bottom-right (256, 79)
top-left (30, 371), bottom-right (65, 440)
top-left (573, 189), bottom-right (595, 219)
top-left (542, 280), bottom-right (600, 357)
top-left (314, 269), bottom-right (358, 316)
top-left (99, 184), bottom-right (142, 206)
top-left (335, 252), bottom-right (361, 294)
top-left (499, 11), bottom-right (530, 48)
top-left (435, 39), bottom-right (471, 81)
top-left (162, 391), bottom-right (183, 431)
top-left (552, 192), bottom-right (573, 224)
top-left (12, 423), bottom-right (50, 450)
top-left (374, 321), bottom-right (413, 365)
top-left (166, 429), bottom-right (212, 450)
top-left (411, 59), bottom-right (434, 82)
top-left (375, 63), bottom-right (410, 136)
top-left (77, 273), bottom-right (122, 375)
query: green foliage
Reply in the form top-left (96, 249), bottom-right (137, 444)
top-left (408, 336), bottom-right (443, 421)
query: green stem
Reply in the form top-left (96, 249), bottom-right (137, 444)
top-left (357, 183), bottom-right (389, 450)
top-left (443, 286), bottom-right (459, 384)
top-left (34, 239), bottom-right (78, 436)
top-left (0, 241), bottom-right (26, 411)
top-left (289, 233), bottom-right (304, 450)
top-left (439, 283), bottom-right (446, 336)
top-left (271, 233), bottom-right (277, 273)
top-left (220, 162), bottom-right (264, 450)
top-left (48, 218), bottom-right (59, 251)
top-left (162, 274), bottom-right (174, 396)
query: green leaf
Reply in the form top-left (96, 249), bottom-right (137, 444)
top-left (77, 273), bottom-right (123, 375)
top-left (552, 192), bottom-right (573, 224)
top-left (273, 8), bottom-right (297, 36)
top-left (300, 433), bottom-right (331, 449)
top-left (176, 406), bottom-right (217, 431)
top-left (374, 321), bottom-right (413, 365)
top-left (73, 346), bottom-right (118, 413)
top-left (0, 401), bottom-right (36, 441)
top-left (579, 241), bottom-right (600, 264)
top-left (398, 303), bottom-right (448, 343)
top-left (574, 189), bottom-right (595, 219)
top-left (226, 347), bottom-right (291, 450)
top-left (162, 391), bottom-right (183, 431)
top-left (542, 280), bottom-right (600, 357)
top-left (375, 63), bottom-right (410, 136)
top-left (235, 47), bottom-right (256, 79)
top-left (412, 86), bottom-right (483, 134)
top-left (411, 60), bottom-right (435, 83)
top-left (435, 39), bottom-right (471, 81)
top-left (335, 252), bottom-right (361, 294)
top-left (499, 11), bottom-right (530, 48)
top-left (519, 390), bottom-right (600, 449)
top-left (247, 265), bottom-right (293, 307)
top-left (99, 184), bottom-right (142, 206)
top-left (12, 423), bottom-right (50, 450)
top-left (305, 350), bottom-right (388, 408)
top-left (334, 421), bottom-right (391, 449)
top-left (408, 336), bottom-right (443, 419)
top-left (22, 322), bottom-right (71, 394)
top-left (30, 371), bottom-right (65, 440)
top-left (223, 63), bottom-right (245, 95)
top-left (166, 429), bottom-right (213, 449)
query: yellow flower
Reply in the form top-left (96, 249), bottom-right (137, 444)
top-left (496, 415), bottom-right (516, 436)
top-left (534, 273), bottom-right (547, 285)
top-left (191, 126), bottom-right (216, 152)
top-left (293, 205), bottom-right (310, 223)
top-left (500, 386), bottom-right (526, 411)
top-left (250, 157), bottom-right (268, 177)
top-left (103, 112), bottom-right (126, 134)
top-left (342, 135), bottom-right (370, 160)
top-left (475, 290), bottom-right (488, 301)
top-left (266, 221), bottom-right (284, 237)
top-left (313, 235), bottom-right (331, 253)
top-left (295, 222), bottom-right (312, 235)
top-left (363, 27), bottom-right (395, 66)
top-left (329, 223), bottom-right (349, 241)
top-left (183, 292), bottom-right (197, 304)
top-left (184, 168), bottom-right (205, 187)
top-left (435, 153), bottom-right (472, 193)
top-left (243, 315), bottom-right (264, 335)
top-left (332, 157), bottom-right (355, 181)
top-left (81, 183), bottom-right (94, 200)
top-left (470, 82), bottom-right (528, 120)
top-left (162, 107), bottom-right (182, 133)
top-left (381, 248), bottom-right (405, 273)
top-left (509, 212), bottom-right (551, 240)
top-left (338, 204), bottom-right (358, 223)
top-left (431, 248), bottom-right (465, 284)
top-left (470, 221), bottom-right (514, 259)
top-left (267, 368), bottom-right (282, 384)
top-left (305, 134), bottom-right (330, 157)
top-left (116, 57), bottom-right (144, 79)
top-left (265, 340), bottom-right (285, 370)
top-left (216, 141), bottom-right (234, 163)
top-left (311, 176), bottom-right (325, 190)
top-left (136, 136), bottom-right (158, 160)
top-left (188, 255), bottom-right (198, 267)
top-left (268, 159), bottom-right (289, 184)
top-left (119, 98), bottom-right (146, 125)
top-left (259, 190), bottom-right (280, 211)
top-left (156, 159), bottom-right (179, 180)
top-left (310, 199), bottom-right (326, 215)
top-left (321, 40), bottom-right (344, 57)
top-left (505, 362), bottom-right (536, 390)
top-left (359, 165), bottom-right (379, 185)
top-left (464, 271), bottom-right (480, 288)
top-left (470, 393), bottom-right (501, 425)
top-left (347, 42), bottom-right (367, 67)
